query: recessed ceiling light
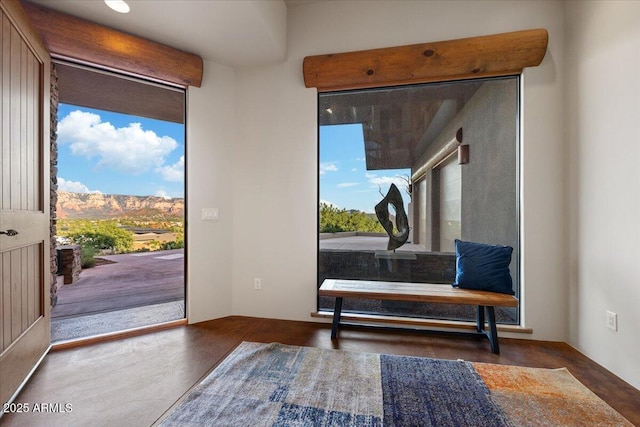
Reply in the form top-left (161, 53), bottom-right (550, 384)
top-left (104, 0), bottom-right (130, 13)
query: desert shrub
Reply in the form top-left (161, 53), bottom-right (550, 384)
top-left (81, 245), bottom-right (97, 269)
top-left (319, 203), bottom-right (384, 233)
top-left (160, 240), bottom-right (184, 250)
top-left (66, 220), bottom-right (134, 254)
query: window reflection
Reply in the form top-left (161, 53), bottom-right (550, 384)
top-left (318, 77), bottom-right (520, 324)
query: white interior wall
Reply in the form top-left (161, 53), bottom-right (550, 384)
top-left (231, 63), bottom-right (319, 318)
top-left (180, 0), bottom-right (640, 393)
top-left (565, 1), bottom-right (640, 390)
top-left (227, 0), bottom-right (567, 341)
top-left (186, 60), bottom-right (235, 323)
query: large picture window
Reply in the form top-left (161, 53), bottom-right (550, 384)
top-left (318, 77), bottom-right (520, 324)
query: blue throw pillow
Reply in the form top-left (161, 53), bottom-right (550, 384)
top-left (452, 239), bottom-right (514, 294)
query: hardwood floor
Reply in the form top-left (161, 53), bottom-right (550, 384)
top-left (2, 316), bottom-right (639, 426)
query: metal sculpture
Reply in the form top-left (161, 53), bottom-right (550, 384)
top-left (375, 183), bottom-right (409, 250)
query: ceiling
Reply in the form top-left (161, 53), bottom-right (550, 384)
top-left (25, 0), bottom-right (297, 68)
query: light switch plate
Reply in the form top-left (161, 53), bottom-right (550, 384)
top-left (606, 311), bottom-right (618, 331)
top-left (202, 208), bottom-right (219, 220)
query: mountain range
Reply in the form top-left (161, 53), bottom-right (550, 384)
top-left (56, 191), bottom-right (184, 219)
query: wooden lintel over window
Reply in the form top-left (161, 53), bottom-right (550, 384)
top-left (21, 1), bottom-right (203, 88)
top-left (303, 29), bottom-right (548, 92)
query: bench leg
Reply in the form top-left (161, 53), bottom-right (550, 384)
top-left (486, 306), bottom-right (500, 354)
top-left (331, 297), bottom-right (343, 339)
top-left (487, 306), bottom-right (500, 354)
top-left (477, 305), bottom-right (500, 354)
top-left (476, 305), bottom-right (485, 333)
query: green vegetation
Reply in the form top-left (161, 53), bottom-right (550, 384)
top-left (319, 203), bottom-right (384, 233)
top-left (61, 220), bottom-right (134, 253)
top-left (80, 245), bottom-right (97, 269)
top-left (57, 218), bottom-right (185, 261)
top-left (147, 238), bottom-right (185, 252)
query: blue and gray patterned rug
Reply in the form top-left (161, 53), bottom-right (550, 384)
top-left (159, 341), bottom-right (631, 426)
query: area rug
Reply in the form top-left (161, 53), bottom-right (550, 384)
top-left (159, 342), bottom-right (632, 426)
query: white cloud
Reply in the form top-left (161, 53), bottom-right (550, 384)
top-left (337, 182), bottom-right (359, 188)
top-left (320, 199), bottom-right (339, 208)
top-left (366, 173), bottom-right (408, 192)
top-left (57, 110), bottom-right (178, 175)
top-left (319, 162), bottom-right (338, 175)
top-left (155, 189), bottom-right (171, 199)
top-left (58, 177), bottom-right (101, 194)
top-left (156, 155), bottom-right (184, 182)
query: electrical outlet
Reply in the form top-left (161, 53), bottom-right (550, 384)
top-left (254, 278), bottom-right (262, 290)
top-left (606, 311), bottom-right (618, 331)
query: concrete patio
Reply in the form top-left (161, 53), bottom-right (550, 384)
top-left (319, 233), bottom-right (428, 252)
top-left (51, 249), bottom-right (185, 342)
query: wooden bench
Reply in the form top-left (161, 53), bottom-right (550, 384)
top-left (319, 278), bottom-right (518, 354)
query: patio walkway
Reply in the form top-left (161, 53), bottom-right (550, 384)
top-left (52, 248), bottom-right (185, 320)
top-left (320, 235), bottom-right (428, 252)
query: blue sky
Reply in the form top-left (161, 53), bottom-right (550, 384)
top-left (320, 124), bottom-right (410, 213)
top-left (57, 107), bottom-right (405, 208)
top-left (57, 104), bottom-right (185, 198)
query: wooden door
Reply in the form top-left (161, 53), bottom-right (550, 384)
top-left (0, 0), bottom-right (51, 406)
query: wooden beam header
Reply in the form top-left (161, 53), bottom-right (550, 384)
top-left (21, 1), bottom-right (203, 88)
top-left (304, 29), bottom-right (548, 92)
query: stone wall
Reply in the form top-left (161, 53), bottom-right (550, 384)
top-left (50, 64), bottom-right (59, 306)
top-left (318, 250), bottom-right (456, 286)
top-left (317, 250), bottom-right (516, 323)
top-left (57, 245), bottom-right (81, 285)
